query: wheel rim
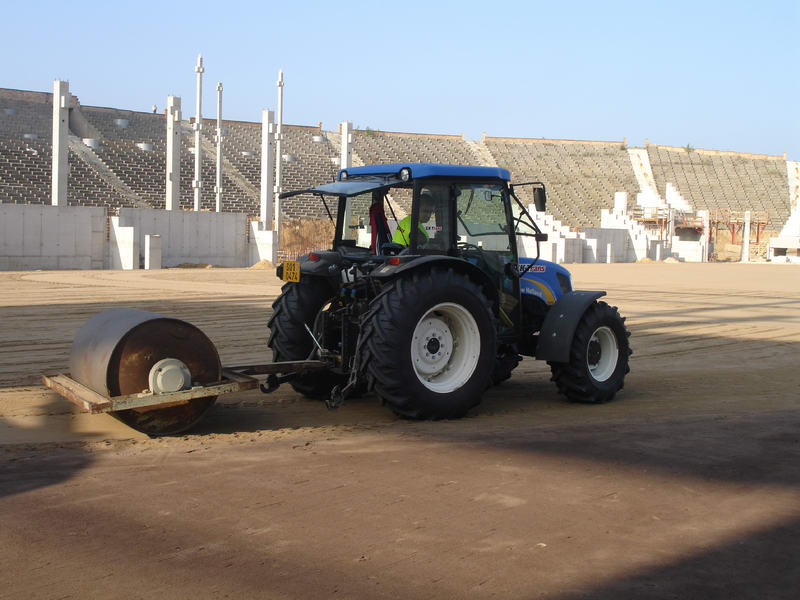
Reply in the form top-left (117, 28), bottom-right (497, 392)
top-left (410, 302), bottom-right (481, 393)
top-left (586, 325), bottom-right (619, 382)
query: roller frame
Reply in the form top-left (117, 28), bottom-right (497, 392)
top-left (42, 360), bottom-right (330, 415)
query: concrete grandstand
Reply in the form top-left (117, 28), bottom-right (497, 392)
top-left (1, 85), bottom-right (797, 268)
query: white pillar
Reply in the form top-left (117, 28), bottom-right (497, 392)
top-left (144, 234), bottom-right (162, 269)
top-left (667, 208), bottom-right (675, 246)
top-left (260, 109), bottom-right (275, 226)
top-left (340, 121), bottom-right (353, 229)
top-left (340, 121), bottom-right (352, 169)
top-left (274, 69), bottom-right (284, 250)
top-left (109, 217), bottom-right (139, 270)
top-left (606, 243), bottom-right (613, 264)
top-left (165, 96), bottom-right (181, 210)
top-left (215, 82), bottom-right (223, 212)
top-left (51, 80), bottom-right (69, 206)
top-left (696, 209), bottom-right (710, 262)
top-left (193, 54), bottom-right (204, 211)
top-left (741, 210), bottom-right (751, 263)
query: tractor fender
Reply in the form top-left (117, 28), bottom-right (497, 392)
top-left (535, 290), bottom-right (606, 362)
top-left (371, 255), bottom-right (499, 307)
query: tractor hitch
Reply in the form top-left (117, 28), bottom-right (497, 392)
top-left (260, 373), bottom-right (295, 394)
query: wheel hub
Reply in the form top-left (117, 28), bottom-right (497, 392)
top-left (586, 326), bottom-right (619, 382)
top-left (587, 339), bottom-right (601, 365)
top-left (413, 317), bottom-right (453, 376)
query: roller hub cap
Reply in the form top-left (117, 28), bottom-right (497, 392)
top-left (411, 303), bottom-right (481, 393)
top-left (148, 358), bottom-right (192, 395)
top-left (587, 326), bottom-right (619, 382)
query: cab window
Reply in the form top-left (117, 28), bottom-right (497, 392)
top-left (410, 183), bottom-right (451, 253)
top-left (455, 183), bottom-right (510, 251)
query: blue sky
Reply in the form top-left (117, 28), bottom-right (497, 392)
top-left (2, 0), bottom-right (798, 159)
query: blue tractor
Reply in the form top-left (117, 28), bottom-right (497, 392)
top-left (44, 162), bottom-right (632, 435)
top-left (270, 163), bottom-right (632, 419)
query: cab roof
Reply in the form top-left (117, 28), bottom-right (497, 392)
top-left (339, 162), bottom-right (510, 181)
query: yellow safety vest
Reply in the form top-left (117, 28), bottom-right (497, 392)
top-left (392, 215), bottom-right (429, 245)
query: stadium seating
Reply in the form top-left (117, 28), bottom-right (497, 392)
top-left (0, 138), bottom-right (131, 209)
top-left (0, 93), bottom-right (52, 140)
top-left (205, 120), bottom-right (261, 190)
top-left (196, 120), bottom-right (342, 220)
top-left (0, 87), bottom-right (795, 237)
top-left (484, 138), bottom-right (639, 228)
top-left (279, 126), bottom-right (340, 220)
top-left (352, 130), bottom-right (480, 166)
top-left (647, 146), bottom-right (790, 228)
top-left (92, 139), bottom-right (168, 208)
top-left (80, 106), bottom-right (165, 142)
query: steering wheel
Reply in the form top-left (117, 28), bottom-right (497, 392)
top-left (457, 241), bottom-right (483, 254)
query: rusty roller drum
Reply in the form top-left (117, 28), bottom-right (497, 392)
top-left (70, 308), bottom-right (221, 435)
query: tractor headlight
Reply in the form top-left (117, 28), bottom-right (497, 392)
top-left (399, 167), bottom-right (411, 182)
top-left (340, 170), bottom-right (348, 180)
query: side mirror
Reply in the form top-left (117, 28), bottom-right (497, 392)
top-left (533, 187), bottom-right (547, 213)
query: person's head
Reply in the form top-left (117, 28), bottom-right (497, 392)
top-left (419, 189), bottom-right (435, 221)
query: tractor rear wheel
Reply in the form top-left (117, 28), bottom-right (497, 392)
top-left (361, 268), bottom-right (496, 419)
top-left (548, 301), bottom-right (631, 403)
top-left (268, 277), bottom-right (345, 398)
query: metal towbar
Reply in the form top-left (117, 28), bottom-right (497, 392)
top-left (42, 360), bottom-right (330, 415)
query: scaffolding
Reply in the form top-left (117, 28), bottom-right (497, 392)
top-left (711, 210), bottom-right (769, 245)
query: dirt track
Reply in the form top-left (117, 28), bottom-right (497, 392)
top-left (1, 264), bottom-right (799, 598)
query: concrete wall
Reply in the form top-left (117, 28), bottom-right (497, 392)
top-left (583, 228), bottom-right (633, 262)
top-left (0, 206), bottom-right (260, 271)
top-left (118, 208), bottom-right (248, 268)
top-left (670, 237), bottom-right (705, 262)
top-left (0, 204), bottom-right (105, 270)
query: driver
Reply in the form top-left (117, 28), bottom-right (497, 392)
top-left (392, 189), bottom-right (435, 246)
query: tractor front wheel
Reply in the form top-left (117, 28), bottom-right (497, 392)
top-left (548, 301), bottom-right (631, 403)
top-left (361, 268), bottom-right (496, 419)
top-left (492, 345), bottom-right (522, 386)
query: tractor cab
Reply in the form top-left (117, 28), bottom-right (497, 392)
top-left (283, 163), bottom-right (549, 273)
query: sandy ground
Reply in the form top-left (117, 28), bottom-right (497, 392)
top-left (1, 263), bottom-right (798, 599)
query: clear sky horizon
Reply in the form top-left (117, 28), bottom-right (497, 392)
top-left (2, 0), bottom-right (798, 159)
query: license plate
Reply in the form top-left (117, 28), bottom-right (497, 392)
top-left (282, 260), bottom-right (301, 282)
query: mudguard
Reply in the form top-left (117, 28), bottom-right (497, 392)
top-left (535, 290), bottom-right (606, 363)
top-left (370, 255), bottom-right (499, 307)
